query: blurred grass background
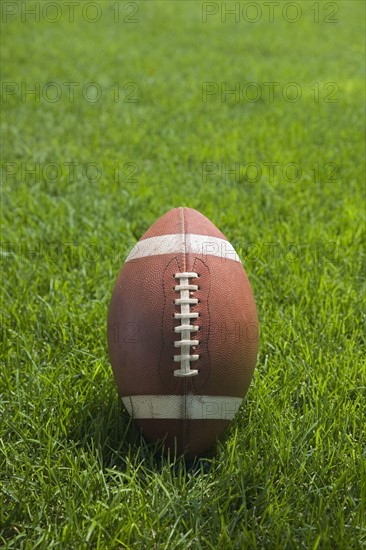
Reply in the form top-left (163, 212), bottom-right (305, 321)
top-left (1, 1), bottom-right (365, 548)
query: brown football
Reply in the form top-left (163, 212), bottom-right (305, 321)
top-left (107, 207), bottom-right (259, 459)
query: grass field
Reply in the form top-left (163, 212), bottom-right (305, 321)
top-left (1, 0), bottom-right (365, 548)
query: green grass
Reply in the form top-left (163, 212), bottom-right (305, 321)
top-left (1, 1), bottom-right (365, 548)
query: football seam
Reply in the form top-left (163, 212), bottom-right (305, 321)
top-left (159, 256), bottom-right (180, 392)
top-left (182, 207), bottom-right (187, 272)
top-left (192, 256), bottom-right (212, 393)
top-left (182, 208), bottom-right (187, 452)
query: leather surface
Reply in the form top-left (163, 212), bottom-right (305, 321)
top-left (107, 207), bottom-right (259, 458)
top-left (137, 419), bottom-right (230, 459)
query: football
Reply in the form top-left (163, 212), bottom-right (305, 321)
top-left (107, 207), bottom-right (259, 459)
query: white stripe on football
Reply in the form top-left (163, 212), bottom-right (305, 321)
top-left (122, 394), bottom-right (243, 420)
top-left (126, 233), bottom-right (241, 263)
